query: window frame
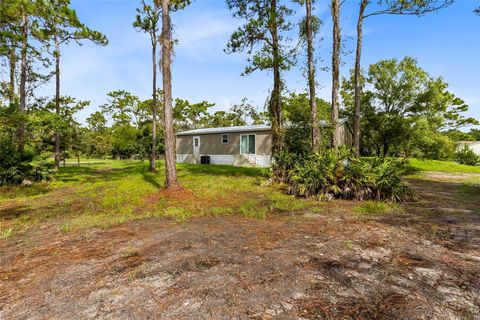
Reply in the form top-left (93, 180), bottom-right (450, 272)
top-left (221, 134), bottom-right (229, 144)
top-left (239, 134), bottom-right (256, 155)
top-left (193, 136), bottom-right (200, 149)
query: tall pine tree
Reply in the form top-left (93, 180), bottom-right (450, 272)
top-left (226, 0), bottom-right (296, 160)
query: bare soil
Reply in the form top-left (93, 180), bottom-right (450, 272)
top-left (0, 172), bottom-right (479, 319)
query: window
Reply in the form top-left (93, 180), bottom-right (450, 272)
top-left (222, 134), bottom-right (228, 144)
top-left (194, 138), bottom-right (199, 147)
top-left (240, 134), bottom-right (255, 154)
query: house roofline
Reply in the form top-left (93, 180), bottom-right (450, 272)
top-left (176, 118), bottom-right (350, 136)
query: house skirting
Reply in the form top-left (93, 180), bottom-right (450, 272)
top-left (176, 154), bottom-right (271, 168)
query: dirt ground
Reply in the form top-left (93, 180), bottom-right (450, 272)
top-left (1, 172), bottom-right (479, 319)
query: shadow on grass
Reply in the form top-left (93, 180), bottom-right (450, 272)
top-left (64, 162), bottom-right (107, 166)
top-left (178, 163), bottom-right (264, 178)
top-left (57, 163), bottom-right (146, 184)
top-left (141, 170), bottom-right (163, 189)
top-left (0, 204), bottom-right (31, 219)
top-left (0, 184), bottom-right (53, 201)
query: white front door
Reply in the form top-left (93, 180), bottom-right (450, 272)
top-left (193, 136), bottom-right (200, 158)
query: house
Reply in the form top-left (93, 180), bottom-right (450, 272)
top-left (176, 118), bottom-right (353, 167)
top-left (456, 141), bottom-right (480, 155)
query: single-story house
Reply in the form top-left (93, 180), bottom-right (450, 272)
top-left (176, 118), bottom-right (352, 167)
top-left (456, 141), bottom-right (480, 155)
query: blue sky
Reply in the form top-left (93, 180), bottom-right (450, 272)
top-left (44, 0), bottom-right (480, 130)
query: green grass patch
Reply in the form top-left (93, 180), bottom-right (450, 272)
top-left (164, 207), bottom-right (193, 223)
top-left (267, 191), bottom-right (312, 212)
top-left (353, 201), bottom-right (396, 216)
top-left (238, 199), bottom-right (268, 219)
top-left (407, 159), bottom-right (480, 174)
top-left (0, 160), bottom-right (308, 233)
top-left (0, 226), bottom-right (14, 238)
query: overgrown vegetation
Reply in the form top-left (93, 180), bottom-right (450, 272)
top-left (454, 145), bottom-right (479, 166)
top-left (271, 149), bottom-right (414, 202)
top-left (0, 139), bottom-right (54, 186)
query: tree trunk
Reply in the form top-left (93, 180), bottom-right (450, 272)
top-left (305, 0), bottom-right (319, 152)
top-left (150, 22), bottom-right (158, 173)
top-left (330, 0), bottom-right (341, 150)
top-left (383, 143), bottom-right (389, 157)
top-left (354, 0), bottom-right (367, 156)
top-left (77, 154), bottom-right (80, 166)
top-left (54, 34), bottom-right (61, 169)
top-left (18, 13), bottom-right (28, 153)
top-left (161, 0), bottom-right (180, 189)
top-left (8, 41), bottom-right (16, 104)
top-left (269, 0), bottom-right (283, 159)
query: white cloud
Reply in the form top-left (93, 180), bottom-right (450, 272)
top-left (174, 13), bottom-right (241, 62)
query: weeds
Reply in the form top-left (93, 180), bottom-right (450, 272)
top-left (164, 207), bottom-right (192, 223)
top-left (238, 200), bottom-right (268, 219)
top-left (1, 226), bottom-right (13, 238)
top-left (59, 222), bottom-right (71, 233)
top-left (354, 201), bottom-right (395, 216)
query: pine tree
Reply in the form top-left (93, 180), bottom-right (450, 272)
top-left (134, 0), bottom-right (161, 172)
top-left (225, 0), bottom-right (296, 160)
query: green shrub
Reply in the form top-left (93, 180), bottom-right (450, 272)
top-left (272, 149), bottom-right (414, 202)
top-left (454, 145), bottom-right (479, 166)
top-left (270, 151), bottom-right (298, 183)
top-left (412, 131), bottom-right (455, 160)
top-left (0, 139), bottom-right (55, 186)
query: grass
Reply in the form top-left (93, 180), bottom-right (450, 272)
top-left (407, 158), bottom-right (480, 174)
top-left (353, 201), bottom-right (397, 216)
top-left (0, 160), bottom-right (319, 236)
top-left (3, 158), bottom-right (478, 238)
top-left (458, 176), bottom-right (480, 198)
top-left (0, 226), bottom-right (13, 238)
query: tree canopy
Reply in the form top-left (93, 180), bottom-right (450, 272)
top-left (342, 57), bottom-right (478, 158)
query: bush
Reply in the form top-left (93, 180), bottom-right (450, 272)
top-left (454, 145), bottom-right (479, 166)
top-left (0, 139), bottom-right (55, 186)
top-left (412, 132), bottom-right (455, 160)
top-left (271, 149), bottom-right (414, 202)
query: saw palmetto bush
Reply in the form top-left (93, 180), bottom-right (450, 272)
top-left (272, 148), bottom-right (414, 202)
top-left (0, 138), bottom-right (55, 186)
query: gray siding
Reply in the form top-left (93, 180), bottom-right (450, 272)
top-left (176, 130), bottom-right (272, 156)
top-left (176, 123), bottom-right (352, 156)
top-left (176, 135), bottom-right (193, 154)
